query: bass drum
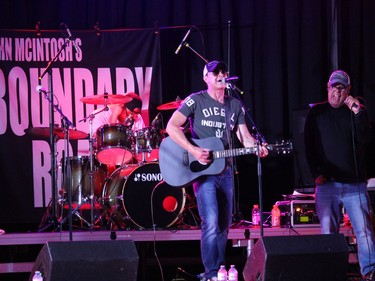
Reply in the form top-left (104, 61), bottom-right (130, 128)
top-left (102, 163), bottom-right (185, 229)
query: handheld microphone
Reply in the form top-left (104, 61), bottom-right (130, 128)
top-left (62, 23), bottom-right (80, 53)
top-left (175, 27), bottom-right (192, 55)
top-left (218, 76), bottom-right (239, 84)
top-left (36, 85), bottom-right (47, 94)
top-left (345, 96), bottom-right (365, 110)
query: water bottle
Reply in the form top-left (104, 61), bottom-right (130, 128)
top-left (228, 264), bottom-right (238, 281)
top-left (252, 204), bottom-right (260, 226)
top-left (271, 204), bottom-right (281, 227)
top-left (32, 271), bottom-right (43, 281)
top-left (217, 265), bottom-right (227, 281)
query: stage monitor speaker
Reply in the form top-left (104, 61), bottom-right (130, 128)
top-left (29, 240), bottom-right (139, 281)
top-left (243, 234), bottom-right (348, 281)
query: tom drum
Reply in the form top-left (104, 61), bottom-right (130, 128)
top-left (133, 127), bottom-right (163, 162)
top-left (96, 124), bottom-right (133, 165)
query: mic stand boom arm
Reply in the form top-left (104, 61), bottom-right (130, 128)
top-left (183, 42), bottom-right (208, 64)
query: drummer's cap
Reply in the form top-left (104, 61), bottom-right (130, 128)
top-left (124, 92), bottom-right (142, 114)
top-left (203, 60), bottom-right (227, 77)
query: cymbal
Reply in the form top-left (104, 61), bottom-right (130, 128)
top-left (80, 94), bottom-right (132, 105)
top-left (157, 100), bottom-right (183, 110)
top-left (25, 127), bottom-right (88, 140)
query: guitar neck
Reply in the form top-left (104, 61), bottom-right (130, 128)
top-left (213, 147), bottom-right (257, 159)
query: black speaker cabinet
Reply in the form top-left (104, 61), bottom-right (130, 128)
top-left (29, 240), bottom-right (139, 281)
top-left (243, 234), bottom-right (349, 281)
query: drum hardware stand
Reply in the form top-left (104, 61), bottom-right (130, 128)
top-left (98, 195), bottom-right (133, 230)
top-left (58, 197), bottom-right (94, 229)
top-left (79, 103), bottom-right (110, 229)
top-left (174, 190), bottom-right (201, 229)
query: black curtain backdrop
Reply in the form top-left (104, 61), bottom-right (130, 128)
top-left (1, 0), bottom-right (375, 229)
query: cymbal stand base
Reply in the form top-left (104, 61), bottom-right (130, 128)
top-left (58, 198), bottom-right (94, 229)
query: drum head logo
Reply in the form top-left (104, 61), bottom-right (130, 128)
top-left (133, 172), bottom-right (163, 182)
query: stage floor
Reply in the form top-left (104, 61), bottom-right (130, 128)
top-left (0, 226), bottom-right (358, 281)
top-left (0, 225), bottom-right (354, 245)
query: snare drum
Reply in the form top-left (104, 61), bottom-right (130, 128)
top-left (96, 124), bottom-right (133, 165)
top-left (102, 163), bottom-right (185, 229)
top-left (133, 127), bottom-right (163, 162)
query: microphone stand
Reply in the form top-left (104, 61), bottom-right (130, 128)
top-left (39, 90), bottom-right (76, 240)
top-left (38, 37), bottom-right (74, 234)
top-left (227, 83), bottom-right (267, 237)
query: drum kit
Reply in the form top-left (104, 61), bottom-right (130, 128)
top-left (26, 94), bottom-right (193, 230)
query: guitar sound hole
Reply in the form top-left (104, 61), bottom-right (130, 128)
top-left (190, 161), bottom-right (210, 172)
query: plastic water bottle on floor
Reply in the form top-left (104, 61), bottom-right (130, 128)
top-left (252, 204), bottom-right (260, 226)
top-left (228, 264), bottom-right (238, 281)
top-left (32, 271), bottom-right (43, 281)
top-left (217, 265), bottom-right (227, 281)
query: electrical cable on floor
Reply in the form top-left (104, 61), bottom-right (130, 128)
top-left (151, 184), bottom-right (165, 281)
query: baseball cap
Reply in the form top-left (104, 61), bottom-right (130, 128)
top-left (328, 70), bottom-right (350, 88)
top-left (124, 92), bottom-right (142, 114)
top-left (203, 60), bottom-right (227, 76)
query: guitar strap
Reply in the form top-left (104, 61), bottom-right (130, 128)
top-left (224, 96), bottom-right (234, 162)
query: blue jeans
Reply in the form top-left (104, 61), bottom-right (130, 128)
top-left (315, 180), bottom-right (375, 275)
top-left (193, 166), bottom-right (234, 279)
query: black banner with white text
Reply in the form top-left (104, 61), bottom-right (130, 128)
top-left (0, 29), bottom-right (161, 225)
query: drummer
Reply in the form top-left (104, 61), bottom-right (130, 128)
top-left (91, 92), bottom-right (145, 135)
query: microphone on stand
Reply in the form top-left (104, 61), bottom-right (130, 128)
top-left (218, 76), bottom-right (239, 84)
top-left (61, 23), bottom-right (80, 53)
top-left (36, 85), bottom-right (47, 94)
top-left (175, 27), bottom-right (192, 55)
top-left (124, 114), bottom-right (134, 127)
top-left (151, 112), bottom-right (162, 127)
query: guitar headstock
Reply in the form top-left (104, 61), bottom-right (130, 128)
top-left (266, 140), bottom-right (293, 155)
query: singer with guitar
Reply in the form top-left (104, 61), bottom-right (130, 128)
top-left (165, 61), bottom-right (268, 281)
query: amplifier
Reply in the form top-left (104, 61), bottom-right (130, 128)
top-left (276, 200), bottom-right (320, 227)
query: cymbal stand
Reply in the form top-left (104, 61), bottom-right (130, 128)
top-left (79, 104), bottom-right (109, 228)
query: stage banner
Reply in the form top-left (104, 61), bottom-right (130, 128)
top-left (0, 29), bottom-right (162, 225)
